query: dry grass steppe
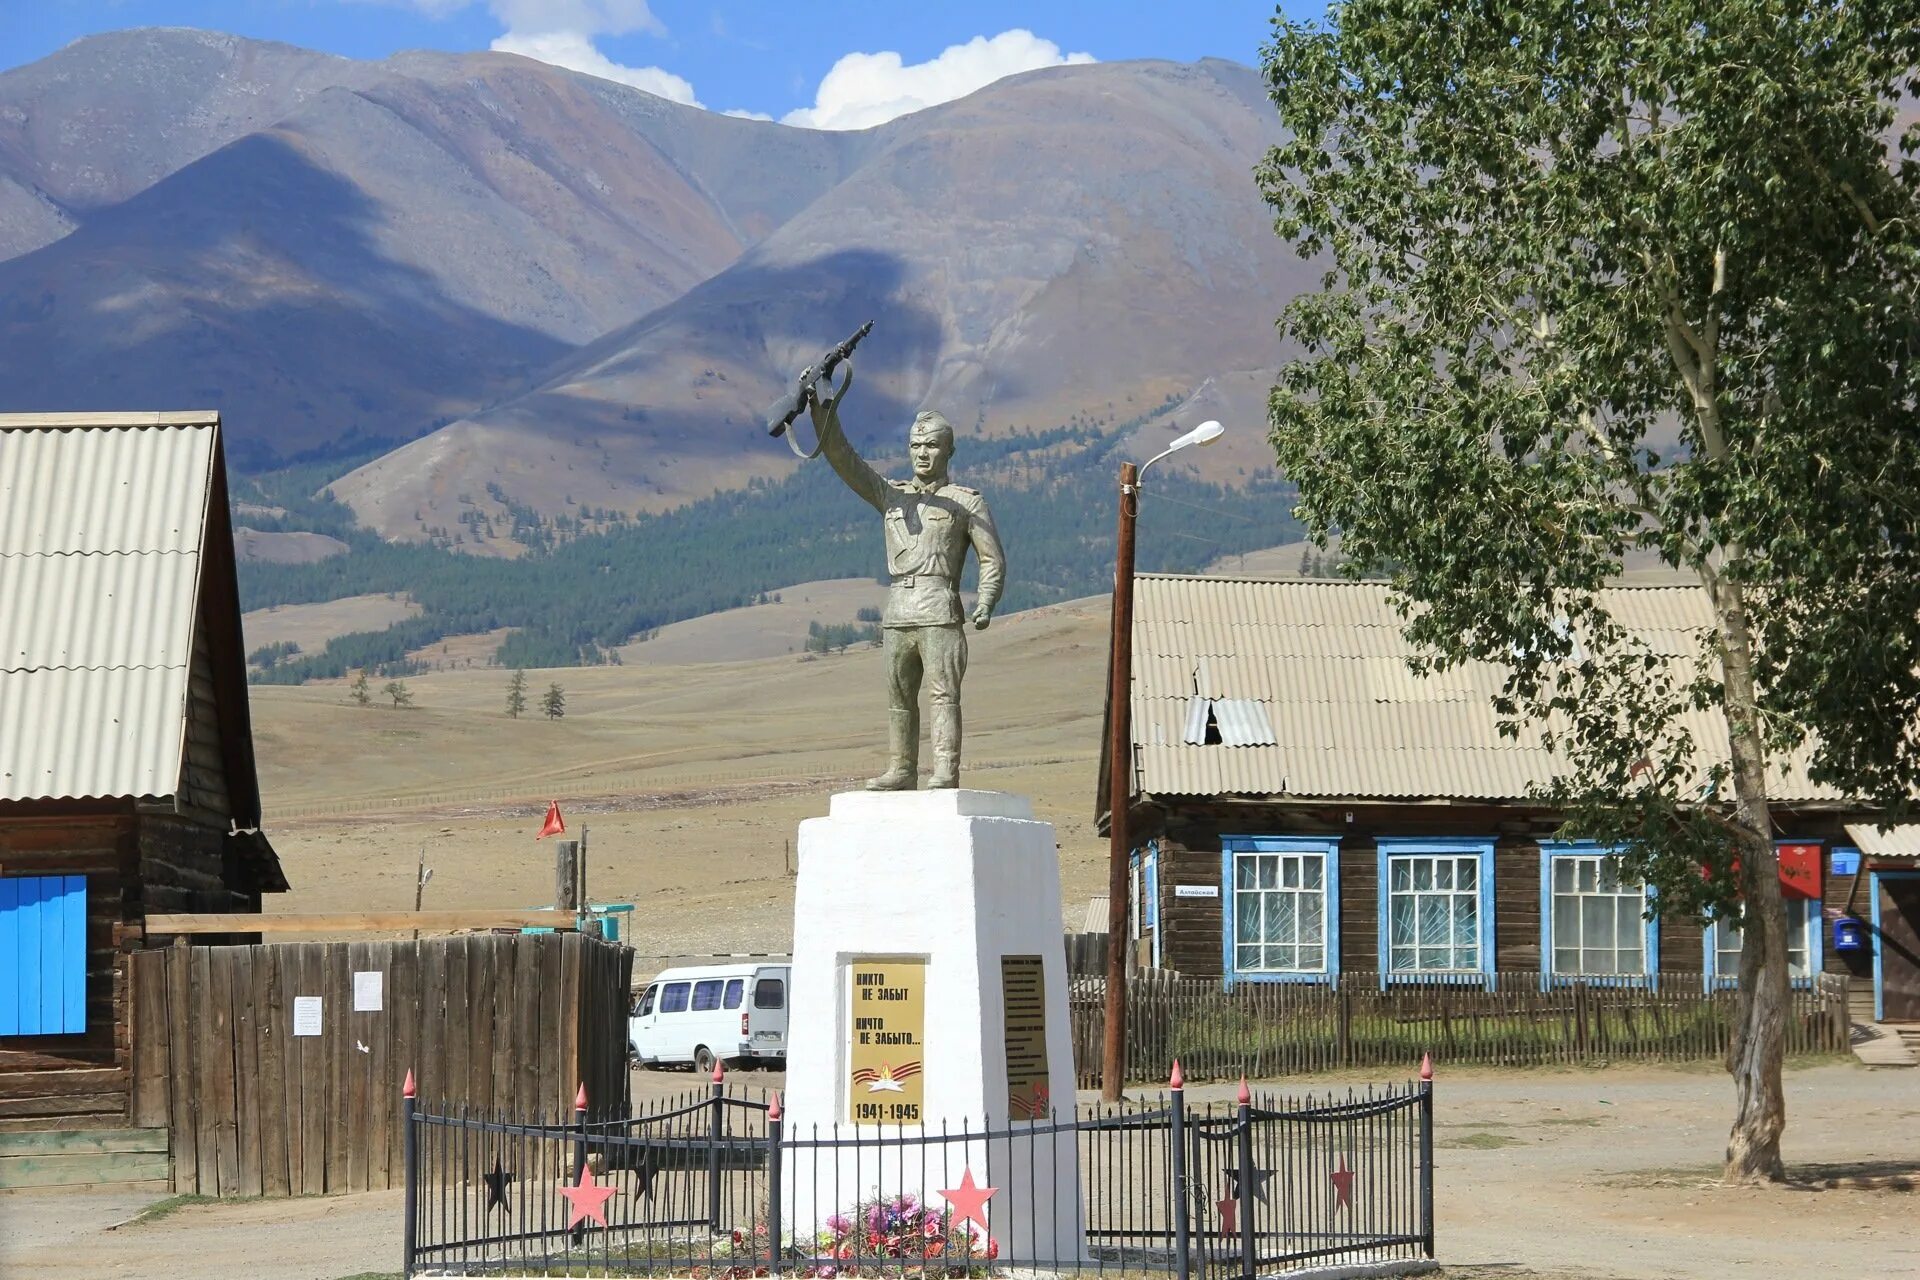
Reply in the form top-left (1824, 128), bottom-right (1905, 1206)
top-left (251, 595), bottom-right (1112, 966)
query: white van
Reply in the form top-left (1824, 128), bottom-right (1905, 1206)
top-left (628, 962), bottom-right (789, 1074)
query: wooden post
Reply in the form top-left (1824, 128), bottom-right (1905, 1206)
top-left (576, 826), bottom-right (589, 916)
top-left (555, 841), bottom-right (581, 915)
top-left (1101, 460), bottom-right (1139, 1101)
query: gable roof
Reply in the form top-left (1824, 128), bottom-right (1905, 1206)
top-left (1105, 573), bottom-right (1842, 811)
top-left (0, 411), bottom-right (266, 825)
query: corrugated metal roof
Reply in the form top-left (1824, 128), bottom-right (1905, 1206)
top-left (0, 415), bottom-right (217, 803)
top-left (1844, 823), bottom-right (1920, 859)
top-left (1127, 574), bottom-right (1839, 804)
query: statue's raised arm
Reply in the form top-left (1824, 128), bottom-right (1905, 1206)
top-left (806, 369), bottom-right (887, 512)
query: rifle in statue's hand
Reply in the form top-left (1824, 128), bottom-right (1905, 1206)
top-left (764, 321), bottom-right (873, 459)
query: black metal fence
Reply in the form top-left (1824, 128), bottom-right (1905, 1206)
top-left (400, 1069), bottom-right (1435, 1278)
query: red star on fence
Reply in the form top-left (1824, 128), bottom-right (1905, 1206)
top-left (939, 1168), bottom-right (997, 1232)
top-left (1217, 1195), bottom-right (1237, 1233)
top-left (558, 1166), bottom-right (616, 1229)
top-left (1330, 1156), bottom-right (1355, 1211)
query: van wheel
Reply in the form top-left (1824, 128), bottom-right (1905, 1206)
top-left (693, 1046), bottom-right (717, 1077)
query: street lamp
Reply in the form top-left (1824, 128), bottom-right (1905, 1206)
top-left (1102, 419), bottom-right (1225, 1100)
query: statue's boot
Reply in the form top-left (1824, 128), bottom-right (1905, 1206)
top-left (866, 709), bottom-right (918, 790)
top-left (927, 706), bottom-right (961, 789)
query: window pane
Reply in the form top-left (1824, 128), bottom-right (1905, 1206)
top-left (1554, 897), bottom-right (1578, 945)
top-left (1435, 860), bottom-right (1454, 890)
top-left (1418, 947), bottom-right (1448, 970)
top-left (1304, 889), bottom-right (1326, 942)
top-left (1236, 893), bottom-right (1261, 947)
top-left (1554, 947), bottom-right (1579, 974)
top-left (692, 979), bottom-right (724, 1011)
top-left (1578, 859), bottom-right (1597, 893)
top-left (1418, 896), bottom-right (1449, 945)
top-left (1236, 945), bottom-right (1262, 972)
top-left (1299, 945), bottom-right (1324, 971)
top-left (1584, 947), bottom-right (1616, 975)
top-left (1581, 897), bottom-right (1611, 947)
top-left (1236, 856), bottom-right (1257, 889)
top-left (1554, 860), bottom-right (1575, 892)
top-left (1258, 857), bottom-right (1278, 889)
top-left (1281, 857), bottom-right (1300, 889)
top-left (1303, 857), bottom-right (1323, 890)
top-left (1455, 896), bottom-right (1478, 946)
top-left (1266, 897), bottom-right (1294, 945)
top-left (1392, 860), bottom-right (1411, 892)
top-left (723, 978), bottom-right (744, 1009)
top-left (660, 983), bottom-right (690, 1013)
top-left (1457, 859), bottom-right (1477, 890)
top-left (753, 978), bottom-right (784, 1009)
top-left (1413, 860), bottom-right (1433, 890)
top-left (1390, 896), bottom-right (1415, 946)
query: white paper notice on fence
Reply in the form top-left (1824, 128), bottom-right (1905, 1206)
top-left (353, 970), bottom-right (384, 1012)
top-left (293, 996), bottom-right (323, 1036)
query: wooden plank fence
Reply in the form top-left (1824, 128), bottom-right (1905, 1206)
top-left (1071, 970), bottom-right (1851, 1087)
top-left (129, 932), bottom-right (631, 1196)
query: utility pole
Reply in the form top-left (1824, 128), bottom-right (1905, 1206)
top-left (1101, 460), bottom-right (1139, 1102)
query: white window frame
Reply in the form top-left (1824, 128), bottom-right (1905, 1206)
top-left (1221, 837), bottom-right (1340, 985)
top-left (1539, 843), bottom-right (1660, 986)
top-left (1704, 899), bottom-right (1822, 988)
top-left (1377, 838), bottom-right (1496, 982)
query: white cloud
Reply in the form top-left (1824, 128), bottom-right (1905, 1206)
top-left (782, 29), bottom-right (1095, 132)
top-left (385, 0), bottom-right (693, 103)
top-left (491, 29), bottom-right (698, 105)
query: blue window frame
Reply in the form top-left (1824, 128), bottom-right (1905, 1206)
top-left (1539, 843), bottom-right (1660, 986)
top-left (0, 875), bottom-right (88, 1035)
top-left (1376, 838), bottom-right (1496, 982)
top-left (1703, 897), bottom-right (1822, 988)
top-left (1221, 837), bottom-right (1340, 986)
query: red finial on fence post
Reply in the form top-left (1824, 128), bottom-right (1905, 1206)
top-left (575, 1081), bottom-right (589, 1112)
top-left (1237, 1076), bottom-right (1251, 1106)
top-left (768, 1091), bottom-right (783, 1121)
top-left (1420, 1052), bottom-right (1434, 1082)
top-left (1169, 1059), bottom-right (1184, 1090)
top-left (403, 1068), bottom-right (416, 1099)
top-left (712, 1058), bottom-right (726, 1084)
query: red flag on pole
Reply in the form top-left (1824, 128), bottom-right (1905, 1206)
top-left (537, 800), bottom-right (565, 840)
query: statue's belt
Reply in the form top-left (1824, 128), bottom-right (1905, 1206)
top-left (890, 574), bottom-right (953, 589)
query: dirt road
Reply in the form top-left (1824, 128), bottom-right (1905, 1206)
top-left (3, 1063), bottom-right (1912, 1280)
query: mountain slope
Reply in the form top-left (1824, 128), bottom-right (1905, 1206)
top-left (331, 58), bottom-right (1307, 541)
top-left (0, 32), bottom-right (858, 464)
top-left (0, 29), bottom-right (367, 260)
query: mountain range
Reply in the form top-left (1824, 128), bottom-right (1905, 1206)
top-left (0, 28), bottom-right (1300, 543)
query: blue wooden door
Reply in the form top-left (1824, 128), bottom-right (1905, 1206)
top-left (0, 875), bottom-right (88, 1035)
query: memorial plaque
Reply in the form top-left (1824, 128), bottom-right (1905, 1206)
top-left (1001, 954), bottom-right (1050, 1118)
top-left (847, 957), bottom-right (925, 1124)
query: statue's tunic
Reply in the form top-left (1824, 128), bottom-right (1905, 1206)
top-left (819, 420), bottom-right (1006, 709)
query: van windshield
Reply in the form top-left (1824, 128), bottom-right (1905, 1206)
top-left (753, 978), bottom-right (785, 1010)
top-left (659, 982), bottom-right (691, 1014)
top-left (636, 986), bottom-right (656, 1016)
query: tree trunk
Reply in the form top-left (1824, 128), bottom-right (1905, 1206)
top-left (1709, 573), bottom-right (1789, 1185)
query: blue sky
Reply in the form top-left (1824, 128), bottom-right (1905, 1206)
top-left (1, 2), bottom-right (1323, 128)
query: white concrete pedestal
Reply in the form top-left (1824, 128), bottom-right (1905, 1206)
top-left (783, 790), bottom-right (1085, 1263)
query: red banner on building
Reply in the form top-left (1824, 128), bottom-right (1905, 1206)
top-left (1776, 843), bottom-right (1822, 900)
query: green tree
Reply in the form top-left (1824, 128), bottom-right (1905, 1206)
top-left (383, 679), bottom-right (413, 709)
top-left (1259, 3), bottom-right (1919, 1184)
top-left (542, 682), bottom-right (566, 720)
top-left (505, 668), bottom-right (528, 719)
top-left (349, 669), bottom-right (372, 707)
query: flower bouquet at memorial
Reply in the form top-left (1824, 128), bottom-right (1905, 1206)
top-left (799, 1192), bottom-right (999, 1278)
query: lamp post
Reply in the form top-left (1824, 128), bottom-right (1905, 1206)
top-left (1102, 419), bottom-right (1225, 1100)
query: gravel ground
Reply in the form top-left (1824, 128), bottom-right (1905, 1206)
top-left (1, 1062), bottom-right (1913, 1280)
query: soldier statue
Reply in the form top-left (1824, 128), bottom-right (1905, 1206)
top-left (806, 370), bottom-right (1006, 790)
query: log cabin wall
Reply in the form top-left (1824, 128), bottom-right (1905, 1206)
top-left (1137, 798), bottom-right (1865, 991)
top-left (0, 810), bottom-right (138, 1129)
